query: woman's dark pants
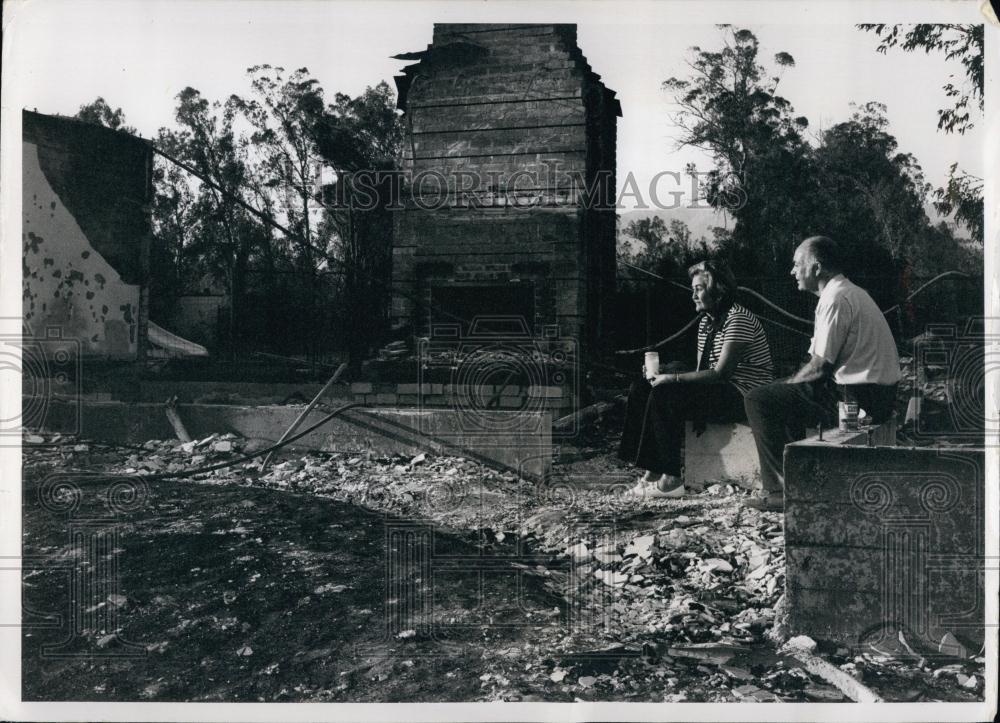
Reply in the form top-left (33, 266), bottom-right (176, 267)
top-left (618, 377), bottom-right (746, 477)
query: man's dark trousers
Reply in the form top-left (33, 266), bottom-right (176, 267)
top-left (744, 379), bottom-right (896, 493)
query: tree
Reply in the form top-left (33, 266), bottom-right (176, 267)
top-left (230, 66), bottom-right (330, 265)
top-left (165, 87), bottom-right (261, 354)
top-left (312, 82), bottom-right (403, 366)
top-left (813, 103), bottom-right (932, 284)
top-left (857, 24), bottom-right (982, 134)
top-left (623, 216), bottom-right (668, 267)
top-left (149, 127), bottom-right (198, 322)
top-left (663, 26), bottom-right (816, 274)
top-left (620, 216), bottom-right (709, 280)
top-left (75, 97), bottom-right (136, 135)
top-left (228, 66), bottom-right (338, 361)
top-left (935, 163), bottom-right (983, 244)
top-left (857, 24), bottom-right (983, 243)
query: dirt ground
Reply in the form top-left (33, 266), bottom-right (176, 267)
top-left (21, 414), bottom-right (986, 703)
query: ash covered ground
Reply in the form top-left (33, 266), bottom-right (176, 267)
top-left (21, 407), bottom-right (985, 702)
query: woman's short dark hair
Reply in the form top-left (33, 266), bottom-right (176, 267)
top-left (688, 259), bottom-right (738, 307)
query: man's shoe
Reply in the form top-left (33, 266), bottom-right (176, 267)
top-left (745, 491), bottom-right (784, 511)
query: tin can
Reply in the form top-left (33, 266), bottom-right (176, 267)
top-left (839, 401), bottom-right (859, 431)
top-left (644, 351), bottom-right (660, 378)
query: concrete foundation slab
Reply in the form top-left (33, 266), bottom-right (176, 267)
top-left (38, 399), bottom-right (551, 480)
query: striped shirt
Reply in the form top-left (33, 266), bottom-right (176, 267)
top-left (697, 303), bottom-right (774, 395)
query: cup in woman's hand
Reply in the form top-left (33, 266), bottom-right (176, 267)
top-left (644, 351), bottom-right (660, 379)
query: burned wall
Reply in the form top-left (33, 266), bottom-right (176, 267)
top-left (22, 110), bottom-right (151, 359)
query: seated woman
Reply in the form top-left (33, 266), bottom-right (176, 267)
top-left (619, 260), bottom-right (774, 498)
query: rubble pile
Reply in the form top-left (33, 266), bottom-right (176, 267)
top-left (22, 431), bottom-right (987, 702)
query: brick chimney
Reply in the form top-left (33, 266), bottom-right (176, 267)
top-left (391, 24), bottom-right (620, 355)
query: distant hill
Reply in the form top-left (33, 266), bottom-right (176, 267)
top-left (617, 206), bottom-right (727, 254)
top-left (618, 201), bottom-right (971, 248)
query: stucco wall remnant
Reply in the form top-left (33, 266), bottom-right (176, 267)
top-left (22, 110), bottom-right (151, 360)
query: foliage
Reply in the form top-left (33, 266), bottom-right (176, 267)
top-left (75, 97), bottom-right (136, 135)
top-left (619, 216), bottom-right (710, 282)
top-left (312, 81), bottom-right (404, 365)
top-left (149, 128), bottom-right (198, 321)
top-left (857, 24), bottom-right (983, 244)
top-left (813, 102), bottom-right (931, 276)
top-left (856, 24), bottom-right (983, 135)
top-left (73, 76), bottom-right (404, 360)
top-left (229, 66), bottom-right (329, 265)
top-left (663, 28), bottom-right (980, 310)
top-left (934, 163), bottom-right (983, 245)
top-left (663, 26), bottom-right (817, 274)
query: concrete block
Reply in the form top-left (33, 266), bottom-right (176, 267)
top-left (683, 422), bottom-right (760, 490)
top-left (350, 382), bottom-right (373, 394)
top-left (375, 393), bottom-right (397, 405)
top-left (801, 417), bottom-right (898, 447)
top-left (784, 443), bottom-right (985, 649)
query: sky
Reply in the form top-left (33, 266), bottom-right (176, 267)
top-left (2, 0), bottom-right (986, 216)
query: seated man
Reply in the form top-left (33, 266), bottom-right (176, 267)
top-left (743, 236), bottom-right (901, 511)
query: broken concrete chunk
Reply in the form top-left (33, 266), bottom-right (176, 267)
top-left (938, 632), bottom-right (968, 658)
top-left (704, 558), bottom-right (733, 574)
top-left (666, 644), bottom-right (740, 665)
top-left (720, 665), bottom-right (753, 680)
top-left (624, 534), bottom-right (656, 559)
top-left (783, 635), bottom-right (818, 654)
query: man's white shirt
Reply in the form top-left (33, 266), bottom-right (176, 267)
top-left (808, 274), bottom-right (902, 386)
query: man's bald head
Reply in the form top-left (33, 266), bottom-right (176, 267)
top-left (797, 236), bottom-right (844, 274)
top-left (792, 235), bottom-right (844, 296)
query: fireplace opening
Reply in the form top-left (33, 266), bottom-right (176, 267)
top-left (430, 283), bottom-right (535, 336)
